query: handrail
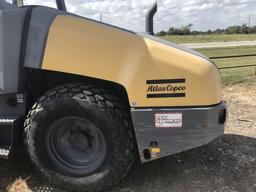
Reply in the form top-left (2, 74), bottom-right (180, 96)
top-left (210, 54), bottom-right (256, 60)
top-left (218, 64), bottom-right (256, 69)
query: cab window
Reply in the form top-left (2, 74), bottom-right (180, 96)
top-left (5, 0), bottom-right (13, 4)
top-left (23, 0), bottom-right (57, 8)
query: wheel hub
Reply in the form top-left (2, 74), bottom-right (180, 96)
top-left (69, 131), bottom-right (90, 152)
top-left (48, 116), bottom-right (107, 176)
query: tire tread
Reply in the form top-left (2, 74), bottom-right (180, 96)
top-left (24, 83), bottom-right (135, 192)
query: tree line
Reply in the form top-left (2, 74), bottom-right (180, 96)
top-left (157, 24), bottom-right (256, 36)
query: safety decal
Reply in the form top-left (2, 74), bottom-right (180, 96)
top-left (155, 113), bottom-right (182, 128)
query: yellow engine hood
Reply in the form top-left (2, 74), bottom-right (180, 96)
top-left (42, 15), bottom-right (222, 107)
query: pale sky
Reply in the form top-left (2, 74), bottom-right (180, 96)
top-left (22, 0), bottom-right (256, 32)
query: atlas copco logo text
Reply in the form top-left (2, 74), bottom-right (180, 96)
top-left (147, 85), bottom-right (186, 93)
top-left (146, 79), bottom-right (186, 98)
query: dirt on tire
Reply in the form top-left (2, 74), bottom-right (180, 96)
top-left (1, 77), bottom-right (256, 192)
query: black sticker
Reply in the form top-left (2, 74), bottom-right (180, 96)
top-left (146, 79), bottom-right (186, 98)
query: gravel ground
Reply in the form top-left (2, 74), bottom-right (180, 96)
top-left (1, 77), bottom-right (256, 192)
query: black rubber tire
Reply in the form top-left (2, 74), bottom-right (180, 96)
top-left (24, 83), bottom-right (136, 192)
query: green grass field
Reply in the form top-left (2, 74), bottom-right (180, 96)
top-left (195, 46), bottom-right (256, 85)
top-left (161, 34), bottom-right (256, 85)
top-left (162, 34), bottom-right (256, 44)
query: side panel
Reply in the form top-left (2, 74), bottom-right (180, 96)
top-left (131, 103), bottom-right (226, 162)
top-left (0, 6), bottom-right (26, 93)
top-left (24, 7), bottom-right (65, 69)
top-left (42, 15), bottom-right (222, 108)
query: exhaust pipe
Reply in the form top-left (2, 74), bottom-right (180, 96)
top-left (56, 0), bottom-right (67, 12)
top-left (145, 1), bottom-right (157, 35)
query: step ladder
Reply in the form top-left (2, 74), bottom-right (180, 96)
top-left (0, 116), bottom-right (22, 159)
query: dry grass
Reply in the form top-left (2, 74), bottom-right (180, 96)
top-left (7, 177), bottom-right (31, 192)
top-left (224, 76), bottom-right (256, 137)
